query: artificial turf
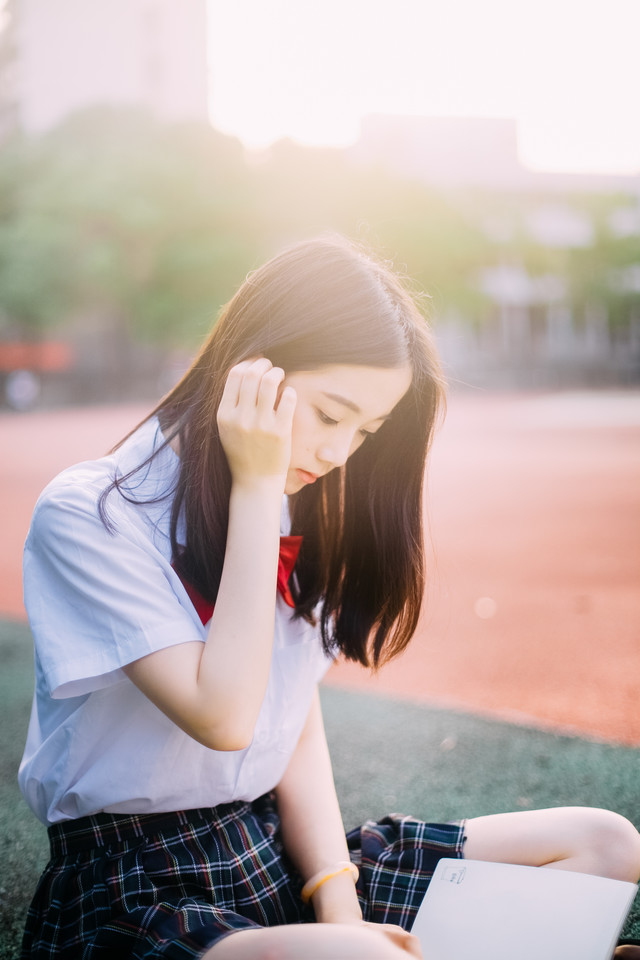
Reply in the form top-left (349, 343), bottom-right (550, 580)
top-left (1, 618), bottom-right (638, 959)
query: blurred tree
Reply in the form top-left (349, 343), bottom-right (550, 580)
top-left (0, 105), bottom-right (637, 395)
top-left (32, 108), bottom-right (256, 343)
top-left (565, 194), bottom-right (640, 330)
top-left (0, 109), bottom-right (262, 350)
top-left (0, 137), bottom-right (77, 334)
top-left (250, 139), bottom-right (492, 326)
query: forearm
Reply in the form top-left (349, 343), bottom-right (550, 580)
top-left (125, 358), bottom-right (297, 751)
top-left (197, 480), bottom-right (284, 746)
top-left (124, 480), bottom-right (284, 751)
top-left (275, 689), bottom-right (363, 923)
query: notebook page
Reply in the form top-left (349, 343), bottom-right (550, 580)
top-left (411, 859), bottom-right (637, 960)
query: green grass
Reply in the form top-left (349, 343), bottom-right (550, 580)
top-left (1, 619), bottom-right (638, 959)
top-left (0, 621), bottom-right (49, 960)
top-left (323, 686), bottom-right (640, 942)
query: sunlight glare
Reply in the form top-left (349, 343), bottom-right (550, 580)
top-left (208, 0), bottom-right (640, 174)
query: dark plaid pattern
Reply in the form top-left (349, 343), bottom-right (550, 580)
top-left (22, 795), bottom-right (465, 959)
top-left (349, 816), bottom-right (467, 929)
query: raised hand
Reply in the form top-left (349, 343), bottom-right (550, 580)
top-left (216, 358), bottom-right (297, 490)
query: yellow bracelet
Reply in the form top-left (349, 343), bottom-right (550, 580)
top-left (300, 861), bottom-right (359, 904)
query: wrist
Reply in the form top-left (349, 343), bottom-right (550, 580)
top-left (230, 474), bottom-right (287, 498)
top-left (228, 478), bottom-right (287, 525)
top-left (308, 869), bottom-right (362, 924)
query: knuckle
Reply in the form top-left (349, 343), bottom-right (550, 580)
top-left (229, 361), bottom-right (248, 375)
top-left (236, 416), bottom-right (253, 434)
top-left (256, 416), bottom-right (277, 437)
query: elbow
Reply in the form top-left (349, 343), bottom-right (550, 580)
top-left (193, 716), bottom-right (255, 752)
top-left (204, 732), bottom-right (253, 752)
top-left (174, 693), bottom-right (259, 751)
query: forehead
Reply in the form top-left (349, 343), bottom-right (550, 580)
top-left (287, 364), bottom-right (412, 420)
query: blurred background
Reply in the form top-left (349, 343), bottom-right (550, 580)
top-left (1, 4), bottom-right (639, 950)
top-left (0, 0), bottom-right (639, 408)
top-left (0, 0), bottom-right (639, 742)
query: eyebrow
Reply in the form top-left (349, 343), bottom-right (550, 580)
top-left (321, 392), bottom-right (393, 421)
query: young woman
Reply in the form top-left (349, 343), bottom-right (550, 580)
top-left (19, 236), bottom-right (640, 959)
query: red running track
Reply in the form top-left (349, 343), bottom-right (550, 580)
top-left (2, 392), bottom-right (639, 745)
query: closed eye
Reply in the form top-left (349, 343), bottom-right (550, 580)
top-left (316, 409), bottom-right (339, 426)
top-left (317, 407), bottom-right (379, 439)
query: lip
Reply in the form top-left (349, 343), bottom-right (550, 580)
top-left (296, 469), bottom-right (319, 484)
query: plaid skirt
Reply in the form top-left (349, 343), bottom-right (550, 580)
top-left (22, 794), bottom-right (466, 959)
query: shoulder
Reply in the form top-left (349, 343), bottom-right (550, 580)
top-left (26, 464), bottom-right (130, 585)
top-left (31, 459), bottom-right (114, 536)
top-left (31, 417), bottom-right (175, 536)
top-left (26, 418), bottom-right (179, 549)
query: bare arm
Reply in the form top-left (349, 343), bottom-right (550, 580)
top-left (124, 358), bottom-right (296, 750)
top-left (275, 689), bottom-right (423, 956)
top-left (275, 687), bottom-right (363, 922)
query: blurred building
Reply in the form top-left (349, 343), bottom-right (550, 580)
top-left (351, 114), bottom-right (640, 195)
top-left (4, 0), bottom-right (208, 134)
top-left (352, 115), bottom-right (525, 190)
top-left (349, 114), bottom-right (640, 387)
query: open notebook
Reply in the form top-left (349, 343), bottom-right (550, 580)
top-left (411, 858), bottom-right (637, 960)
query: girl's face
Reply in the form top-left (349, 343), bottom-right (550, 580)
top-left (282, 364), bottom-right (412, 495)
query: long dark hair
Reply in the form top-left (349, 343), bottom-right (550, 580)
top-left (102, 235), bottom-right (446, 668)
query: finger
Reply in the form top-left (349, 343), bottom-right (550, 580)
top-left (275, 385), bottom-right (297, 423)
top-left (237, 358), bottom-right (273, 408)
top-left (403, 934), bottom-right (423, 958)
top-left (255, 366), bottom-right (285, 415)
top-left (379, 926), bottom-right (423, 958)
top-left (219, 361), bottom-right (253, 409)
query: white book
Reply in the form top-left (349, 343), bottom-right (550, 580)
top-left (411, 858), bottom-right (637, 960)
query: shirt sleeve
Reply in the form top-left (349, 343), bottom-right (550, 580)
top-left (24, 475), bottom-right (204, 700)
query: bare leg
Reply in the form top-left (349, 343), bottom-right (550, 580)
top-left (206, 809), bottom-right (640, 960)
top-left (464, 806), bottom-right (640, 882)
top-left (464, 807), bottom-right (640, 960)
top-left (205, 922), bottom-right (421, 959)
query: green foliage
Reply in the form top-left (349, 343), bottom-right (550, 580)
top-left (0, 139), bottom-right (77, 331)
top-left (0, 108), bottom-right (258, 346)
top-left (0, 108), bottom-right (638, 355)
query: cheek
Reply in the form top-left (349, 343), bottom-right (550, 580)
top-left (289, 406), bottom-right (313, 455)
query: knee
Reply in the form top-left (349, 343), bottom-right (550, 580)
top-left (578, 808), bottom-right (640, 882)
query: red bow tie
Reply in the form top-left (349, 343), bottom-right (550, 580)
top-left (276, 535), bottom-right (303, 607)
top-left (173, 535), bottom-right (303, 626)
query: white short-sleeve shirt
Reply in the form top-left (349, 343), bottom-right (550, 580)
top-left (19, 418), bottom-right (333, 824)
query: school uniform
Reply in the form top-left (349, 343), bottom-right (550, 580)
top-left (19, 418), bottom-right (465, 958)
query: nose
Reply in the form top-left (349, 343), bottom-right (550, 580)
top-left (317, 431), bottom-right (358, 470)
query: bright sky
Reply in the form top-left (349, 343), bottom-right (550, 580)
top-left (207, 0), bottom-right (640, 175)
